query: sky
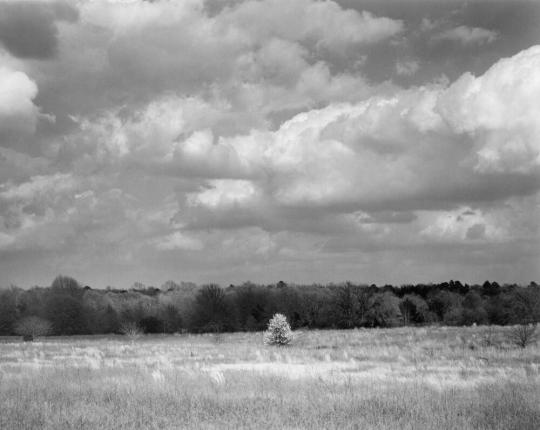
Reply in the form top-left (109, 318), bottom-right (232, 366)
top-left (0, 0), bottom-right (539, 288)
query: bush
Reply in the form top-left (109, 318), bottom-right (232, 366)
top-left (264, 313), bottom-right (293, 346)
top-left (14, 316), bottom-right (52, 341)
top-left (120, 321), bottom-right (142, 340)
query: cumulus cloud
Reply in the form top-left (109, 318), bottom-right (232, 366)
top-left (420, 207), bottom-right (506, 243)
top-left (0, 0), bottom-right (538, 286)
top-left (161, 45), bottom-right (540, 271)
top-left (175, 46), bottom-right (540, 216)
top-left (56, 45), bottom-right (540, 250)
top-left (24, 0), bottom-right (399, 130)
top-left (0, 67), bottom-right (41, 138)
top-left (0, 173), bottom-right (78, 251)
top-left (438, 45), bottom-right (540, 173)
top-left (0, 173), bottom-right (78, 230)
top-left (222, 0), bottom-right (403, 51)
top-left (188, 180), bottom-right (261, 209)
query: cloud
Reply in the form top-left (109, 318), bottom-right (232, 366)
top-left (0, 173), bottom-right (79, 251)
top-left (420, 207), bottom-right (506, 243)
top-left (420, 18), bottom-right (438, 32)
top-left (0, 231), bottom-right (15, 250)
top-left (0, 173), bottom-right (78, 234)
top-left (163, 45), bottom-right (540, 256)
top-left (434, 25), bottom-right (498, 46)
top-left (188, 180), bottom-right (260, 209)
top-left (0, 1), bottom-right (78, 59)
top-left (1, 0), bottom-right (538, 286)
top-left (153, 231), bottom-right (204, 251)
top-left (0, 66), bottom-right (41, 138)
top-left (0, 174), bottom-right (148, 257)
top-left (395, 59), bottom-right (419, 76)
top-left (0, 147), bottom-right (50, 183)
top-left (62, 45), bottom-right (540, 244)
top-left (438, 45), bottom-right (540, 173)
top-left (223, 0), bottom-right (403, 51)
top-left (0, 172), bottom-right (75, 201)
top-left (28, 0), bottom-right (399, 129)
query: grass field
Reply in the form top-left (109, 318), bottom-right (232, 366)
top-left (1, 326), bottom-right (539, 429)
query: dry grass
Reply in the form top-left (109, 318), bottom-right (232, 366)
top-left (1, 326), bottom-right (539, 429)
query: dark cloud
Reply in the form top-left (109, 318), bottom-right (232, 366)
top-left (0, 1), bottom-right (78, 59)
top-left (466, 223), bottom-right (486, 240)
top-left (336, 0), bottom-right (540, 85)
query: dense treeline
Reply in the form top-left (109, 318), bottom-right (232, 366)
top-left (0, 276), bottom-right (539, 336)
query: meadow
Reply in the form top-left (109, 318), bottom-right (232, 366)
top-left (0, 326), bottom-right (539, 430)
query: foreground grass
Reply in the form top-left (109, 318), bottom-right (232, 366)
top-left (1, 326), bottom-right (539, 429)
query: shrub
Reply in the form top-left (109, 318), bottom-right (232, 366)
top-left (120, 321), bottom-right (142, 340)
top-left (14, 316), bottom-right (52, 341)
top-left (264, 313), bottom-right (293, 346)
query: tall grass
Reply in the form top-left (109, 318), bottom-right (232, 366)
top-left (1, 326), bottom-right (539, 429)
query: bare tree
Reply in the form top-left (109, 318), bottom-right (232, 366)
top-left (14, 316), bottom-right (52, 341)
top-left (120, 321), bottom-right (142, 341)
top-left (507, 323), bottom-right (538, 348)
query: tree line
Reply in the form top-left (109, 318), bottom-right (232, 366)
top-left (0, 276), bottom-right (539, 336)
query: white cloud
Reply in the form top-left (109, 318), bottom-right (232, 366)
top-left (434, 25), bottom-right (498, 46)
top-left (220, 0), bottom-right (403, 51)
top-left (0, 66), bottom-right (40, 137)
top-left (67, 45), bottom-right (540, 222)
top-left (153, 231), bottom-right (204, 251)
top-left (159, 45), bottom-right (540, 263)
top-left (1, 0), bottom-right (538, 285)
top-left (420, 207), bottom-right (506, 242)
top-left (188, 179), bottom-right (260, 209)
top-left (437, 45), bottom-right (540, 173)
top-left (70, 0), bottom-right (396, 114)
top-left (0, 173), bottom-right (76, 200)
top-left (396, 60), bottom-right (419, 76)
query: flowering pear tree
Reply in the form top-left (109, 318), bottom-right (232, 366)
top-left (264, 313), bottom-right (293, 346)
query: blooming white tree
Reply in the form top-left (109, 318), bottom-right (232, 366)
top-left (264, 313), bottom-right (293, 346)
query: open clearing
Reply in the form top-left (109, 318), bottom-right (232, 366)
top-left (1, 326), bottom-right (539, 429)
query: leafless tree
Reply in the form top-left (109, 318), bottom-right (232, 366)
top-left (14, 316), bottom-right (52, 341)
top-left (507, 323), bottom-right (538, 348)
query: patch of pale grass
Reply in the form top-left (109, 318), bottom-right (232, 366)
top-left (1, 327), bottom-right (539, 429)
